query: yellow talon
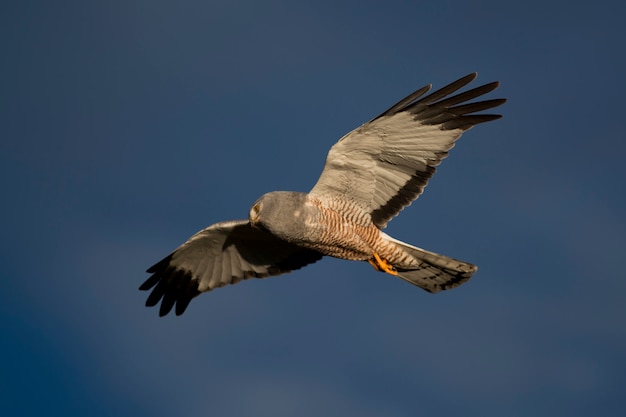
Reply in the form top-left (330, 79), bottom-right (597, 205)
top-left (368, 252), bottom-right (398, 276)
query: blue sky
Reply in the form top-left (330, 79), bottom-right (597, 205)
top-left (1, 0), bottom-right (625, 416)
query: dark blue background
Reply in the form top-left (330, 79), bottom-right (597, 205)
top-left (2, 1), bottom-right (625, 416)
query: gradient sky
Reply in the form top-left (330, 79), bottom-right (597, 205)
top-left (2, 1), bottom-right (625, 416)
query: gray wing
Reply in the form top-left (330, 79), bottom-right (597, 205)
top-left (139, 220), bottom-right (323, 316)
top-left (309, 73), bottom-right (506, 228)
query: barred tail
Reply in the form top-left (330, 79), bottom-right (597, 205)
top-left (388, 236), bottom-right (477, 293)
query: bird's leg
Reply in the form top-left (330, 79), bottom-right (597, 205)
top-left (368, 252), bottom-right (398, 276)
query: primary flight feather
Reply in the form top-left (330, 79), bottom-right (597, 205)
top-left (140, 73), bottom-right (506, 316)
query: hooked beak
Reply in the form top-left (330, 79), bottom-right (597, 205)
top-left (249, 202), bottom-right (261, 227)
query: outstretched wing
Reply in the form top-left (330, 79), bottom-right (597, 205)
top-left (139, 220), bottom-right (323, 316)
top-left (309, 73), bottom-right (506, 228)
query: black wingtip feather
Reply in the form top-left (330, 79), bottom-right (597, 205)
top-left (416, 72), bottom-right (478, 105)
top-left (140, 255), bottom-right (202, 317)
top-left (375, 73), bottom-right (505, 128)
top-left (379, 84), bottom-right (432, 117)
top-left (441, 115), bottom-right (502, 131)
top-left (432, 82), bottom-right (500, 109)
top-left (138, 274), bottom-right (160, 291)
top-left (449, 98), bottom-right (507, 115)
top-left (408, 75), bottom-right (505, 131)
top-left (175, 293), bottom-right (194, 316)
top-left (144, 280), bottom-right (166, 307)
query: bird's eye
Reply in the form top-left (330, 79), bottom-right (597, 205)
top-left (250, 203), bottom-right (261, 222)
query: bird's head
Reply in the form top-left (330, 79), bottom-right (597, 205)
top-left (248, 191), bottom-right (309, 239)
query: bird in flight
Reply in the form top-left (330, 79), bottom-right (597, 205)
top-left (140, 73), bottom-right (506, 316)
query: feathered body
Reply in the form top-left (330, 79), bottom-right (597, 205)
top-left (140, 73), bottom-right (505, 316)
top-left (253, 192), bottom-right (414, 267)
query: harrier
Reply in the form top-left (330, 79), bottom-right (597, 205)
top-left (140, 73), bottom-right (505, 316)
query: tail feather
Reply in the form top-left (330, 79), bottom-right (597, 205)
top-left (388, 237), bottom-right (477, 293)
